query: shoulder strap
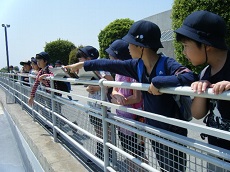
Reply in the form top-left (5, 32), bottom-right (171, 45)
top-left (137, 55), bottom-right (168, 82)
top-left (156, 55), bottom-right (167, 76)
top-left (137, 59), bottom-right (144, 82)
top-left (199, 65), bottom-right (209, 80)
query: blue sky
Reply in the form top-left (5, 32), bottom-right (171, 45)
top-left (0, 0), bottom-right (173, 69)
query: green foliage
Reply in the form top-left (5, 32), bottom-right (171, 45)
top-left (44, 39), bottom-right (76, 66)
top-left (0, 67), bottom-right (7, 72)
top-left (14, 66), bottom-right (19, 72)
top-left (69, 45), bottom-right (83, 65)
top-left (98, 18), bottom-right (134, 58)
top-left (172, 0), bottom-right (230, 73)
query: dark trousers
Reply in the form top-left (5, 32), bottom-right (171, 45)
top-left (151, 125), bottom-right (187, 172)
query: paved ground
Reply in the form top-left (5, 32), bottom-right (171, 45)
top-left (0, 104), bottom-right (25, 172)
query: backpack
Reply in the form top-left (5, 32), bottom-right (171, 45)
top-left (137, 55), bottom-right (193, 121)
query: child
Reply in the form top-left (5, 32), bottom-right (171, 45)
top-left (28, 52), bottom-right (55, 106)
top-left (30, 57), bottom-right (40, 76)
top-left (106, 39), bottom-right (146, 171)
top-left (65, 20), bottom-right (197, 172)
top-left (76, 46), bottom-right (114, 161)
top-left (175, 10), bottom-right (230, 171)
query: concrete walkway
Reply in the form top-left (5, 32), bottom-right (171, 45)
top-left (0, 87), bottom-right (90, 172)
top-left (0, 104), bottom-right (25, 172)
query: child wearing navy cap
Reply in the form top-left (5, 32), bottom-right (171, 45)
top-left (175, 10), bottom-right (230, 171)
top-left (106, 39), bottom-right (146, 171)
top-left (76, 46), bottom-right (114, 161)
top-left (65, 20), bottom-right (197, 172)
top-left (28, 52), bottom-right (56, 106)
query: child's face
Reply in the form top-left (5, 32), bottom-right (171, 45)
top-left (37, 59), bottom-right (47, 68)
top-left (23, 64), bottom-right (31, 72)
top-left (182, 40), bottom-right (205, 66)
top-left (128, 44), bottom-right (141, 59)
top-left (31, 62), bottom-right (39, 70)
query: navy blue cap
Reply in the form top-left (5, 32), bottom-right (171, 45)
top-left (31, 57), bottom-right (37, 64)
top-left (20, 60), bottom-right (31, 66)
top-left (36, 52), bottom-right (50, 61)
top-left (106, 39), bottom-right (131, 60)
top-left (122, 20), bottom-right (163, 49)
top-left (175, 10), bottom-right (227, 50)
top-left (55, 60), bottom-right (62, 65)
top-left (79, 46), bottom-right (99, 60)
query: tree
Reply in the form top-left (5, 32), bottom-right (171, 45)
top-left (172, 0), bottom-right (230, 73)
top-left (14, 66), bottom-right (19, 72)
top-left (0, 67), bottom-right (7, 72)
top-left (44, 39), bottom-right (76, 66)
top-left (98, 18), bottom-right (134, 58)
top-left (68, 45), bottom-right (83, 65)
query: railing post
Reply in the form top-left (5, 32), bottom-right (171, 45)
top-left (50, 78), bottom-right (57, 142)
top-left (99, 79), bottom-right (109, 171)
top-left (18, 75), bottom-right (24, 109)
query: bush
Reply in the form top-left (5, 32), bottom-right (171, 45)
top-left (68, 45), bottom-right (84, 65)
top-left (98, 18), bottom-right (134, 58)
top-left (44, 39), bottom-right (76, 66)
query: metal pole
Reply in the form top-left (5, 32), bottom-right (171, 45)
top-left (2, 24), bottom-right (10, 73)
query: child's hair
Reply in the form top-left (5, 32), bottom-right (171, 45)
top-left (76, 50), bottom-right (87, 59)
top-left (176, 33), bottom-right (202, 48)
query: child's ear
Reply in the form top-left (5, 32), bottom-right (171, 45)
top-left (205, 45), bottom-right (214, 51)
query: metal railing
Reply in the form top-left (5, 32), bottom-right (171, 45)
top-left (0, 72), bottom-right (230, 172)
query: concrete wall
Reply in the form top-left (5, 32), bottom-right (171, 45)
top-left (143, 10), bottom-right (172, 31)
top-left (143, 10), bottom-right (175, 58)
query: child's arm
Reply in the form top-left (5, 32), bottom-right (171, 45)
top-left (28, 71), bottom-right (42, 106)
top-left (64, 59), bottom-right (139, 81)
top-left (191, 80), bottom-right (210, 119)
top-left (151, 58), bottom-right (198, 90)
top-left (191, 97), bottom-right (208, 119)
top-left (111, 87), bottom-right (142, 106)
top-left (125, 89), bottom-right (142, 105)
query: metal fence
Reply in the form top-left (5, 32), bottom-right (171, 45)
top-left (0, 72), bottom-right (230, 172)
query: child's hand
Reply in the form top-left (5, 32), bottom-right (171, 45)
top-left (28, 97), bottom-right (34, 106)
top-left (64, 62), bottom-right (84, 73)
top-left (191, 80), bottom-right (211, 94)
top-left (38, 74), bottom-right (49, 81)
top-left (111, 94), bottom-right (127, 105)
top-left (210, 81), bottom-right (230, 94)
top-left (148, 83), bottom-right (162, 95)
top-left (86, 85), bottom-right (100, 94)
